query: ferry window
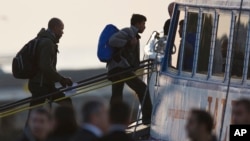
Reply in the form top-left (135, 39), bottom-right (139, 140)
top-left (232, 14), bottom-right (249, 79)
top-left (181, 12), bottom-right (198, 72)
top-left (169, 11), bottom-right (199, 73)
top-left (212, 13), bottom-right (231, 77)
top-left (197, 13), bottom-right (214, 74)
top-left (170, 10), bottom-right (185, 69)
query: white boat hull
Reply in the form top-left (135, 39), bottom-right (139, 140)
top-left (149, 73), bottom-right (250, 141)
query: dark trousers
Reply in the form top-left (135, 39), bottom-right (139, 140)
top-left (26, 82), bottom-right (72, 126)
top-left (28, 82), bottom-right (72, 107)
top-left (108, 68), bottom-right (152, 120)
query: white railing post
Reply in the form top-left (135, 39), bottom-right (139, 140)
top-left (224, 12), bottom-right (236, 83)
top-left (192, 8), bottom-right (203, 77)
top-left (242, 14), bottom-right (250, 84)
top-left (207, 10), bottom-right (219, 79)
top-left (178, 7), bottom-right (188, 75)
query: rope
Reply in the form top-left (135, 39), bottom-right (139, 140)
top-left (219, 1), bottom-right (244, 140)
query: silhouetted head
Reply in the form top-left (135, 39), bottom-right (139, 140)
top-left (28, 109), bottom-right (52, 141)
top-left (221, 39), bottom-right (228, 58)
top-left (186, 109), bottom-right (214, 141)
top-left (48, 18), bottom-right (64, 41)
top-left (168, 2), bottom-right (175, 17)
top-left (82, 100), bottom-right (109, 133)
top-left (52, 106), bottom-right (77, 135)
top-left (232, 98), bottom-right (250, 124)
top-left (163, 19), bottom-right (170, 36)
top-left (179, 20), bottom-right (184, 38)
top-left (110, 102), bottom-right (131, 126)
top-left (131, 14), bottom-right (147, 33)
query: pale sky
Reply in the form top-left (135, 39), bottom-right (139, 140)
top-left (0, 0), bottom-right (171, 72)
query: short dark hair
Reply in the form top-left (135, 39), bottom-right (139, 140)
top-left (82, 100), bottom-right (104, 123)
top-left (179, 20), bottom-right (184, 26)
top-left (131, 14), bottom-right (147, 26)
top-left (48, 17), bottom-right (63, 29)
top-left (235, 98), bottom-right (250, 113)
top-left (31, 108), bottom-right (51, 120)
top-left (163, 19), bottom-right (171, 35)
top-left (53, 106), bottom-right (77, 135)
top-left (110, 102), bottom-right (131, 124)
top-left (191, 109), bottom-right (214, 133)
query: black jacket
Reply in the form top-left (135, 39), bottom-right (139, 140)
top-left (17, 127), bottom-right (40, 141)
top-left (29, 28), bottom-right (63, 86)
top-left (70, 128), bottom-right (98, 141)
top-left (48, 134), bottom-right (73, 141)
top-left (98, 131), bottom-right (134, 141)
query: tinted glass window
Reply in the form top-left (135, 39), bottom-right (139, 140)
top-left (197, 13), bottom-right (214, 74)
top-left (212, 13), bottom-right (231, 77)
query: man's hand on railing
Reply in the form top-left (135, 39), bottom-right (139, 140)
top-left (60, 77), bottom-right (73, 87)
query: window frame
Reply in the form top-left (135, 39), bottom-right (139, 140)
top-left (162, 3), bottom-right (250, 86)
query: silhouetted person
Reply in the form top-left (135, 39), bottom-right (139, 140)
top-left (71, 100), bottom-right (109, 141)
top-left (108, 14), bottom-right (152, 125)
top-left (28, 18), bottom-right (73, 107)
top-left (47, 106), bottom-right (78, 141)
top-left (163, 2), bottom-right (175, 36)
top-left (98, 102), bottom-right (134, 141)
top-left (232, 98), bottom-right (250, 124)
top-left (186, 109), bottom-right (217, 141)
top-left (18, 109), bottom-right (52, 141)
top-left (178, 20), bottom-right (195, 71)
top-left (220, 39), bottom-right (244, 76)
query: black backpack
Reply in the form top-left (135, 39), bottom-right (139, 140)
top-left (12, 38), bottom-right (40, 79)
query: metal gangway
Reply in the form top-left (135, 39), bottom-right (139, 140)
top-left (0, 59), bottom-right (154, 117)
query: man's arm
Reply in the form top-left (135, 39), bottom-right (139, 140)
top-left (109, 28), bottom-right (134, 48)
top-left (38, 40), bottom-right (63, 83)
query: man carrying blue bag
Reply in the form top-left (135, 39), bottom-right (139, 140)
top-left (98, 14), bottom-right (152, 125)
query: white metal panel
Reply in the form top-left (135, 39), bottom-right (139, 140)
top-left (150, 74), bottom-right (250, 141)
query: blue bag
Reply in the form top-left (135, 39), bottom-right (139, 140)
top-left (97, 24), bottom-right (119, 62)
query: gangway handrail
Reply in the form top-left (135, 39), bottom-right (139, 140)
top-left (0, 59), bottom-right (153, 109)
top-left (0, 59), bottom-right (154, 112)
top-left (0, 68), bottom-right (152, 117)
top-left (0, 68), bottom-right (154, 118)
top-left (0, 62), bottom-right (153, 111)
top-left (0, 72), bottom-right (108, 109)
top-left (0, 60), bottom-right (155, 117)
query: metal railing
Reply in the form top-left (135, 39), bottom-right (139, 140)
top-left (0, 59), bottom-right (155, 118)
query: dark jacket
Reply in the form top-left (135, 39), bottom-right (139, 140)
top-left (17, 127), bottom-right (39, 141)
top-left (108, 26), bottom-right (140, 71)
top-left (70, 128), bottom-right (98, 141)
top-left (98, 131), bottom-right (134, 141)
top-left (47, 134), bottom-right (74, 141)
top-left (29, 28), bottom-right (63, 86)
